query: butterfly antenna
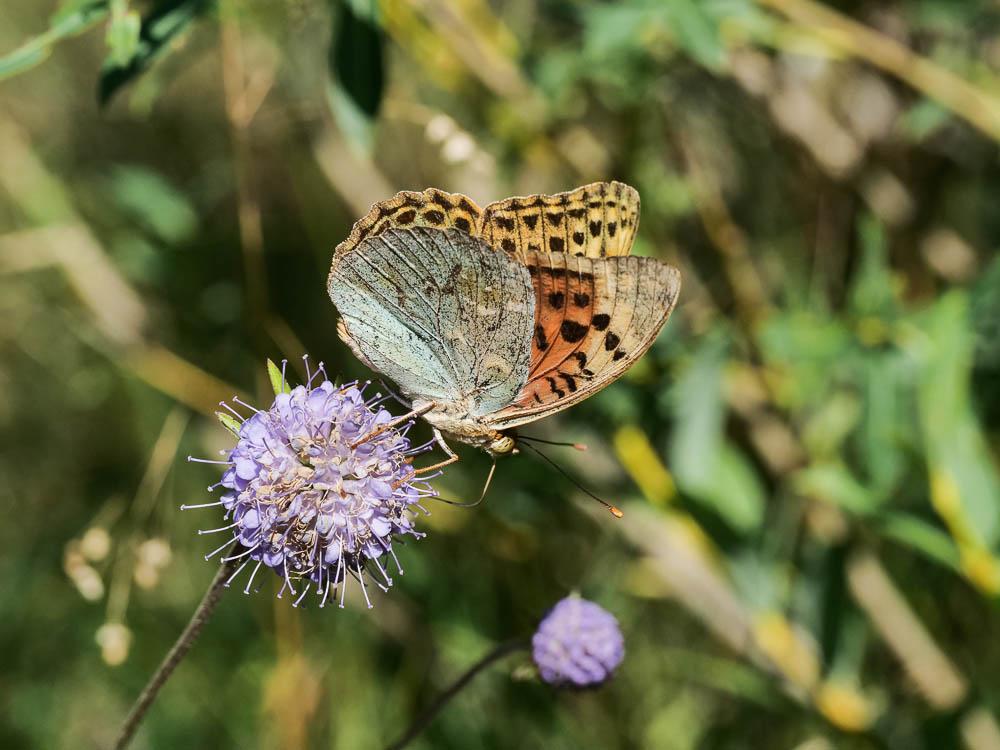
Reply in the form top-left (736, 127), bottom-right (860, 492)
top-left (519, 435), bottom-right (588, 452)
top-left (518, 441), bottom-right (623, 518)
top-left (431, 458), bottom-right (497, 509)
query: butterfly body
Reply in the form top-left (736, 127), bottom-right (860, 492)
top-left (328, 182), bottom-right (681, 460)
top-left (410, 398), bottom-right (518, 455)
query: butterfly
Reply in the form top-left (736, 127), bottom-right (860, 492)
top-left (327, 181), bottom-right (681, 473)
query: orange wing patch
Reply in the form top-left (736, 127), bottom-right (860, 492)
top-left (333, 188), bottom-right (483, 260)
top-left (478, 181), bottom-right (640, 261)
top-left (486, 251), bottom-right (680, 429)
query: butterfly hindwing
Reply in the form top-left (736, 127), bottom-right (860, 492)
top-left (478, 181), bottom-right (640, 261)
top-left (485, 250), bottom-right (680, 429)
top-left (333, 188), bottom-right (483, 260)
top-left (329, 227), bottom-right (535, 416)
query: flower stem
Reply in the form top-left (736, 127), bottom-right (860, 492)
top-left (386, 639), bottom-right (528, 750)
top-left (114, 553), bottom-right (239, 749)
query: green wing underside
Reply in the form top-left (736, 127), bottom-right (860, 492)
top-left (328, 227), bottom-right (535, 417)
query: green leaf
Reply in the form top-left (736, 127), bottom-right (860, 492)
top-left (105, 9), bottom-right (141, 68)
top-left (697, 442), bottom-right (766, 532)
top-left (0, 1), bottom-right (109, 82)
top-left (913, 292), bottom-right (1000, 546)
top-left (758, 310), bottom-right (853, 410)
top-left (849, 213), bottom-right (896, 317)
top-left (898, 98), bottom-right (952, 141)
top-left (583, 5), bottom-right (655, 60)
top-left (855, 352), bottom-right (912, 498)
top-left (267, 359), bottom-right (291, 396)
top-left (792, 462), bottom-right (880, 515)
top-left (669, 332), bottom-right (727, 489)
top-left (582, 0), bottom-right (727, 72)
top-left (98, 0), bottom-right (214, 107)
top-left (801, 390), bottom-right (861, 459)
top-left (877, 512), bottom-right (961, 572)
top-left (105, 165), bottom-right (198, 244)
top-left (669, 332), bottom-right (764, 532)
top-left (328, 0), bottom-right (384, 152)
top-left (667, 0), bottom-right (728, 71)
top-left (216, 411), bottom-right (241, 437)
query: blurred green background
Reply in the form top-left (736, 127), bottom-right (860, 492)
top-left (2, 0), bottom-right (1000, 748)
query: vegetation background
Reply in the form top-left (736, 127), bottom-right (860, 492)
top-left (2, 1), bottom-right (1000, 748)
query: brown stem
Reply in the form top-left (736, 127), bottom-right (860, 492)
top-left (386, 639), bottom-right (528, 750)
top-left (113, 554), bottom-right (238, 749)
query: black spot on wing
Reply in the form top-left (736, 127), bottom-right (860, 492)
top-left (592, 313), bottom-right (610, 331)
top-left (535, 324), bottom-right (549, 351)
top-left (546, 376), bottom-right (565, 398)
top-left (604, 331), bottom-right (621, 350)
top-left (561, 320), bottom-right (589, 343)
top-left (558, 372), bottom-right (578, 392)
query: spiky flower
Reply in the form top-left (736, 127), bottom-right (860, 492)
top-left (532, 595), bottom-right (625, 687)
top-left (186, 358), bottom-right (437, 608)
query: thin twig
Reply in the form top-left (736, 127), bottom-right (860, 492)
top-left (114, 552), bottom-right (239, 749)
top-left (386, 639), bottom-right (528, 750)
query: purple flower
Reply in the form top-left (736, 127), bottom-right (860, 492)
top-left (532, 595), bottom-right (625, 687)
top-left (186, 358), bottom-right (437, 608)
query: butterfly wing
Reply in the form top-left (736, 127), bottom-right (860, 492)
top-left (484, 250), bottom-right (680, 430)
top-left (333, 188), bottom-right (483, 260)
top-left (329, 227), bottom-right (535, 416)
top-left (478, 181), bottom-right (640, 260)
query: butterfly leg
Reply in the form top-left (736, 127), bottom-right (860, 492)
top-left (349, 401), bottom-right (436, 449)
top-left (410, 428), bottom-right (461, 475)
top-left (413, 427), bottom-right (458, 475)
top-left (392, 428), bottom-right (460, 489)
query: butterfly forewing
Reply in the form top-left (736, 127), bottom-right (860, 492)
top-left (478, 181), bottom-right (640, 261)
top-left (485, 251), bottom-right (680, 429)
top-left (333, 188), bottom-right (483, 260)
top-left (329, 227), bottom-right (535, 416)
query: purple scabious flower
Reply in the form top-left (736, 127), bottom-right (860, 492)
top-left (186, 358), bottom-right (437, 608)
top-left (532, 595), bottom-right (625, 687)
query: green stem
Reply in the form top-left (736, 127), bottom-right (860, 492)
top-left (386, 639), bottom-right (528, 750)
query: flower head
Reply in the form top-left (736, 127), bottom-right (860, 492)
top-left (186, 358), bottom-right (437, 608)
top-left (532, 595), bottom-right (625, 687)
